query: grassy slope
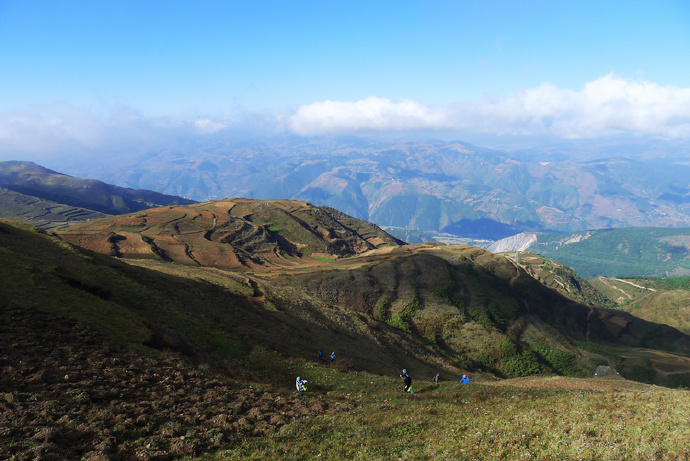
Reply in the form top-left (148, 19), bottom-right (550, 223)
top-left (210, 369), bottom-right (690, 461)
top-left (591, 276), bottom-right (690, 336)
top-left (0, 219), bottom-right (456, 381)
top-left (58, 199), bottom-right (404, 271)
top-left (266, 245), bottom-right (690, 385)
top-left (0, 187), bottom-right (109, 229)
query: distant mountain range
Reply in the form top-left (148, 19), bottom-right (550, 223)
top-left (46, 136), bottom-right (690, 239)
top-left (5, 159), bottom-right (690, 280)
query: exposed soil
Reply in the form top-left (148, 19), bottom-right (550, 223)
top-left (0, 305), bottom-right (351, 460)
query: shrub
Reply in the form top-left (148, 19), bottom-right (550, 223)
top-left (377, 300), bottom-right (390, 322)
top-left (500, 352), bottom-right (541, 377)
top-left (531, 341), bottom-right (583, 377)
top-left (498, 337), bottom-right (518, 358)
top-left (475, 351), bottom-right (497, 368)
top-left (387, 296), bottom-right (420, 333)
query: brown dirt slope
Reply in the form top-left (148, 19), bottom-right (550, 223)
top-left (58, 198), bottom-right (404, 271)
top-left (0, 304), bottom-right (351, 461)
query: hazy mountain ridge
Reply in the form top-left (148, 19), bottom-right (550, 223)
top-left (0, 160), bottom-right (197, 218)
top-left (53, 137), bottom-right (690, 239)
top-left (0, 186), bottom-right (109, 229)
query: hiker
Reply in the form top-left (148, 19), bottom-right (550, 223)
top-left (318, 349), bottom-right (324, 361)
top-left (400, 369), bottom-right (414, 394)
top-left (433, 372), bottom-right (440, 386)
top-left (330, 351), bottom-right (336, 362)
top-left (296, 376), bottom-right (308, 392)
top-left (461, 374), bottom-right (470, 384)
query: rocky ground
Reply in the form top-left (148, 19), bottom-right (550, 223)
top-left (0, 306), bottom-right (350, 460)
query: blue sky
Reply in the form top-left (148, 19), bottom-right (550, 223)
top-left (1, 0), bottom-right (690, 158)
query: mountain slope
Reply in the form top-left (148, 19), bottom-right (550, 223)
top-left (590, 276), bottom-right (690, 336)
top-left (52, 199), bottom-right (690, 384)
top-left (0, 219), bottom-right (445, 379)
top-left (58, 199), bottom-right (405, 271)
top-left (0, 186), bottom-right (108, 229)
top-left (268, 244), bottom-right (690, 376)
top-left (488, 227), bottom-right (690, 278)
top-left (0, 160), bottom-right (196, 217)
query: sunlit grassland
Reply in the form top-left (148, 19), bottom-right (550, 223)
top-left (206, 365), bottom-right (690, 461)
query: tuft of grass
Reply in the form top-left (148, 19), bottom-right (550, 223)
top-left (313, 255), bottom-right (337, 262)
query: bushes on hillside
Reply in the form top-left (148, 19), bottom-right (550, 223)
top-left (531, 340), bottom-right (584, 377)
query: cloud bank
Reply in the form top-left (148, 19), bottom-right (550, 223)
top-left (0, 105), bottom-right (238, 160)
top-left (289, 74), bottom-right (690, 139)
top-left (2, 74), bottom-right (690, 162)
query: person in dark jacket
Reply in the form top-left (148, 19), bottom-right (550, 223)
top-left (400, 369), bottom-right (414, 394)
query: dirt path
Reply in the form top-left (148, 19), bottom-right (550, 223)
top-left (607, 277), bottom-right (656, 293)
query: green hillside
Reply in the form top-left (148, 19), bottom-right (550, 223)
top-left (591, 276), bottom-right (690, 336)
top-left (492, 227), bottom-right (690, 278)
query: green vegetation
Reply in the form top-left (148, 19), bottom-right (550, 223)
top-left (590, 275), bottom-right (690, 336)
top-left (525, 227), bottom-right (690, 279)
top-left (312, 255), bottom-right (336, 262)
top-left (388, 296), bottom-right (420, 333)
top-left (531, 340), bottom-right (584, 377)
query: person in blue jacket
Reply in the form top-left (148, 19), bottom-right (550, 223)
top-left (461, 374), bottom-right (470, 384)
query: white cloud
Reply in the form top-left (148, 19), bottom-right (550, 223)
top-left (289, 74), bottom-right (690, 139)
top-left (288, 96), bottom-right (454, 135)
top-left (194, 118), bottom-right (227, 134)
